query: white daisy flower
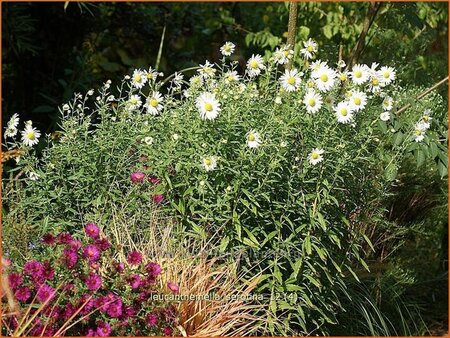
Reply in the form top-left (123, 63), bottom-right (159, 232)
top-left (145, 67), bottom-right (159, 81)
top-left (380, 112), bottom-right (391, 121)
top-left (300, 38), bottom-right (318, 60)
top-left (220, 42), bottom-right (236, 56)
top-left (145, 92), bottom-right (164, 115)
top-left (334, 101), bottom-right (354, 124)
top-left (246, 130), bottom-right (261, 149)
top-left (313, 66), bottom-right (336, 92)
top-left (382, 96), bottom-right (393, 111)
top-left (198, 61), bottom-right (216, 79)
top-left (21, 123), bottom-right (41, 147)
top-left (202, 156), bottom-right (218, 171)
top-left (172, 72), bottom-right (184, 87)
top-left (303, 90), bottom-right (323, 114)
top-left (368, 73), bottom-right (385, 93)
top-left (309, 60), bottom-right (328, 76)
top-left (275, 96), bottom-right (282, 104)
top-left (28, 171), bottom-right (40, 181)
top-left (378, 66), bottom-right (396, 85)
top-left (350, 64), bottom-right (370, 85)
top-left (143, 136), bottom-right (154, 145)
top-left (414, 123), bottom-right (426, 142)
top-left (421, 109), bottom-right (432, 129)
top-left (349, 91), bottom-right (367, 112)
top-left (172, 133), bottom-right (180, 141)
top-left (337, 60), bottom-right (346, 68)
top-left (7, 113), bottom-right (19, 129)
top-left (224, 70), bottom-right (241, 83)
top-left (338, 71), bottom-right (349, 82)
top-left (196, 92), bottom-right (221, 120)
top-left (127, 95), bottom-right (142, 111)
top-left (247, 54), bottom-right (265, 77)
top-left (272, 46), bottom-right (294, 65)
top-left (4, 126), bottom-right (18, 138)
top-left (131, 69), bottom-right (148, 89)
top-left (308, 148), bottom-right (324, 165)
top-left (280, 68), bottom-right (302, 92)
top-left (190, 75), bottom-right (204, 88)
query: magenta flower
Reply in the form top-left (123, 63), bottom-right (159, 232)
top-left (95, 238), bottom-right (111, 251)
top-left (42, 262), bottom-right (55, 280)
top-left (78, 294), bottom-right (94, 316)
top-left (14, 287), bottom-right (31, 302)
top-left (145, 262), bottom-right (162, 276)
top-left (85, 223), bottom-right (100, 238)
top-left (152, 194), bottom-right (164, 204)
top-left (63, 303), bottom-right (77, 320)
top-left (96, 321), bottom-right (112, 337)
top-left (130, 171), bottom-right (145, 183)
top-left (93, 296), bottom-right (109, 312)
top-left (123, 306), bottom-right (136, 318)
top-left (85, 273), bottom-right (102, 291)
top-left (83, 244), bottom-right (101, 262)
top-left (167, 282), bottom-right (180, 294)
top-left (128, 274), bottom-right (142, 289)
top-left (149, 175), bottom-right (161, 185)
top-left (106, 298), bottom-right (123, 318)
top-left (7, 272), bottom-right (23, 289)
top-left (57, 232), bottom-right (73, 244)
top-left (114, 261), bottom-right (124, 273)
top-left (127, 250), bottom-right (142, 265)
top-left (86, 329), bottom-right (96, 337)
top-left (163, 326), bottom-right (173, 336)
top-left (146, 313), bottom-right (158, 327)
top-left (62, 248), bottom-right (78, 269)
top-left (23, 260), bottom-right (44, 280)
top-left (69, 239), bottom-right (82, 250)
top-left (41, 233), bottom-right (56, 245)
top-left (36, 284), bottom-right (55, 303)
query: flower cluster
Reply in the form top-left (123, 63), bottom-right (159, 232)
top-left (4, 223), bottom-right (178, 336)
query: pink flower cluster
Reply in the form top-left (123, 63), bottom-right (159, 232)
top-left (5, 223), bottom-right (178, 336)
top-left (130, 171), bottom-right (165, 204)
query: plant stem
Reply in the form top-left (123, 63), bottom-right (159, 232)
top-left (286, 2), bottom-right (298, 70)
top-left (396, 76), bottom-right (449, 116)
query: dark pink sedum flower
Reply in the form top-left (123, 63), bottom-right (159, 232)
top-left (14, 287), bottom-right (31, 302)
top-left (41, 233), bottom-right (56, 245)
top-left (149, 175), bottom-right (161, 185)
top-left (167, 282), bottom-right (180, 294)
top-left (130, 171), bottom-right (145, 183)
top-left (152, 194), bottom-right (164, 204)
top-left (85, 223), bottom-right (100, 238)
top-left (8, 272), bottom-right (23, 289)
top-left (163, 326), bottom-right (173, 336)
top-left (62, 248), bottom-right (78, 269)
top-left (128, 274), bottom-right (142, 289)
top-left (96, 321), bottom-right (112, 336)
top-left (85, 273), bottom-right (102, 291)
top-left (146, 313), bottom-right (158, 327)
top-left (57, 232), bottom-right (73, 244)
top-left (23, 260), bottom-right (44, 280)
top-left (95, 238), bottom-right (111, 251)
top-left (36, 284), bottom-right (55, 303)
top-left (145, 262), bottom-right (162, 276)
top-left (83, 244), bottom-right (101, 262)
top-left (127, 250), bottom-right (143, 265)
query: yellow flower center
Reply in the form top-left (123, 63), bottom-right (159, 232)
top-left (146, 73), bottom-right (153, 80)
top-left (320, 74), bottom-right (328, 82)
top-left (130, 98), bottom-right (137, 104)
top-left (308, 98), bottom-right (316, 107)
top-left (204, 103), bottom-right (213, 112)
top-left (339, 74), bottom-right (347, 81)
top-left (383, 71), bottom-right (390, 78)
top-left (311, 152), bottom-right (319, 160)
top-left (27, 132), bottom-right (35, 140)
top-left (250, 60), bottom-right (259, 69)
top-left (354, 70), bottom-right (362, 78)
top-left (227, 76), bottom-right (234, 81)
top-left (204, 158), bottom-right (212, 166)
top-left (248, 134), bottom-right (256, 142)
top-left (224, 46), bottom-right (231, 52)
top-left (340, 108), bottom-right (348, 116)
top-left (415, 129), bottom-right (422, 136)
top-left (353, 97), bottom-right (361, 105)
top-left (283, 50), bottom-right (289, 57)
top-left (287, 76), bottom-right (296, 85)
top-left (149, 98), bottom-right (159, 107)
top-left (423, 116), bottom-right (429, 122)
top-left (134, 74), bottom-right (142, 82)
top-left (307, 45), bottom-right (314, 52)
top-left (371, 78), bottom-right (379, 86)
